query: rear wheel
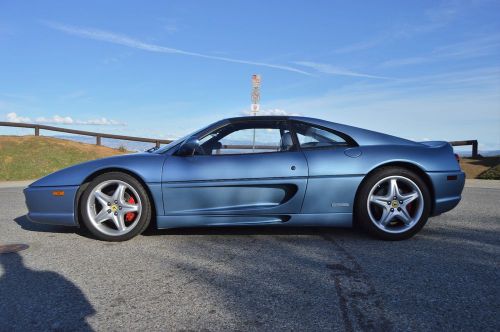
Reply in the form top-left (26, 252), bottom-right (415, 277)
top-left (355, 167), bottom-right (431, 240)
top-left (80, 172), bottom-right (151, 241)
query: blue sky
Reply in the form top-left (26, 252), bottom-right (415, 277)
top-left (1, 0), bottom-right (499, 150)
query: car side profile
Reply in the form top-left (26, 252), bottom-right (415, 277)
top-left (24, 116), bottom-right (465, 241)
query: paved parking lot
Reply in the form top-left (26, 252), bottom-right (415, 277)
top-left (0, 183), bottom-right (499, 331)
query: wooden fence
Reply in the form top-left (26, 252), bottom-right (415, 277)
top-left (0, 121), bottom-right (172, 148)
top-left (449, 140), bottom-right (478, 158)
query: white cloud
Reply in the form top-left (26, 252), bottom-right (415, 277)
top-left (80, 117), bottom-right (122, 125)
top-left (332, 37), bottom-right (386, 54)
top-left (381, 35), bottom-right (500, 68)
top-left (330, 1), bottom-right (468, 54)
top-left (241, 108), bottom-right (301, 116)
top-left (380, 57), bottom-right (430, 68)
top-left (5, 112), bottom-right (124, 126)
top-left (294, 61), bottom-right (391, 80)
top-left (35, 115), bottom-right (74, 124)
top-left (6, 112), bottom-right (31, 123)
top-left (43, 21), bottom-right (312, 76)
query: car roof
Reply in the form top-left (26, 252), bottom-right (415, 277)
top-left (226, 115), bottom-right (331, 123)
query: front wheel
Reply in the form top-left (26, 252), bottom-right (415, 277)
top-left (80, 172), bottom-right (151, 241)
top-left (355, 167), bottom-right (431, 240)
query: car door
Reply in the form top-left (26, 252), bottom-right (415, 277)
top-left (161, 119), bottom-right (308, 220)
top-left (291, 120), bottom-right (363, 215)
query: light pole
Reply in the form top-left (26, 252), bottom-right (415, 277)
top-left (251, 74), bottom-right (261, 151)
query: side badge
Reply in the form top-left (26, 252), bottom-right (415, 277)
top-left (332, 202), bottom-right (350, 207)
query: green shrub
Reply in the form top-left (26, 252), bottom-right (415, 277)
top-left (117, 144), bottom-right (127, 152)
top-left (477, 165), bottom-right (500, 180)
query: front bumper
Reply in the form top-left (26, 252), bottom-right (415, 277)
top-left (23, 185), bottom-right (79, 226)
top-left (428, 171), bottom-right (466, 216)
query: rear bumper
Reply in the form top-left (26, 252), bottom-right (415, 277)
top-left (427, 171), bottom-right (465, 216)
top-left (23, 185), bottom-right (79, 226)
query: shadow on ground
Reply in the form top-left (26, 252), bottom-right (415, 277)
top-left (140, 225), bottom-right (393, 331)
top-left (14, 215), bottom-right (94, 239)
top-left (0, 252), bottom-right (95, 331)
top-left (15, 212), bottom-right (368, 240)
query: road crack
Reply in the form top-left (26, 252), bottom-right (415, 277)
top-left (321, 234), bottom-right (393, 332)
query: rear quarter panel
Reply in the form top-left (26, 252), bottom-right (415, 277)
top-left (301, 143), bottom-right (462, 215)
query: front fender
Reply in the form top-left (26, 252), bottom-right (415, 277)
top-left (29, 153), bottom-right (166, 187)
top-left (25, 153), bottom-right (166, 227)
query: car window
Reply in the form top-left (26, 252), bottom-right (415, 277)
top-left (199, 120), bottom-right (294, 155)
top-left (219, 128), bottom-right (282, 154)
top-left (293, 122), bottom-right (349, 149)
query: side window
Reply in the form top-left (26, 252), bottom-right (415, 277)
top-left (293, 122), bottom-right (350, 149)
top-left (219, 128), bottom-right (282, 154)
top-left (199, 121), bottom-right (294, 155)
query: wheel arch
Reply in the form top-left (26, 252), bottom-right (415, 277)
top-left (74, 167), bottom-right (157, 228)
top-left (353, 161), bottom-right (435, 224)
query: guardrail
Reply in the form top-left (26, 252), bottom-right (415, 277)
top-left (0, 121), bottom-right (480, 156)
top-left (450, 140), bottom-right (478, 158)
top-left (0, 121), bottom-right (172, 148)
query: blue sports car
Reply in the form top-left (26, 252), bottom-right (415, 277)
top-left (24, 116), bottom-right (465, 241)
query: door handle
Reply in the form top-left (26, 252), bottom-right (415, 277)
top-left (291, 165), bottom-right (296, 170)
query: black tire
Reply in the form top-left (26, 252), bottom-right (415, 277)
top-left (355, 167), bottom-right (431, 240)
top-left (80, 172), bottom-right (151, 241)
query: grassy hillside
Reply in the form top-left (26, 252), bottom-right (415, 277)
top-left (0, 136), bottom-right (127, 181)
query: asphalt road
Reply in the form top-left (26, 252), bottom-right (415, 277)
top-left (0, 183), bottom-right (499, 331)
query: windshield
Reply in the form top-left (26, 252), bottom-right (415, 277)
top-left (149, 135), bottom-right (189, 153)
top-left (152, 120), bottom-right (223, 154)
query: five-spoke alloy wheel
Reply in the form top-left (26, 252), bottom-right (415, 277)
top-left (355, 167), bottom-right (431, 240)
top-left (80, 172), bottom-right (151, 241)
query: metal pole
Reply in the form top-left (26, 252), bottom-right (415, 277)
top-left (251, 74), bottom-right (261, 152)
top-left (252, 127), bottom-right (256, 152)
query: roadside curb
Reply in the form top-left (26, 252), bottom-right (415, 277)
top-left (0, 180), bottom-right (34, 189)
top-left (465, 179), bottom-right (500, 189)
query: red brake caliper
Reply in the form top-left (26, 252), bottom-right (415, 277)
top-left (407, 201), bottom-right (415, 215)
top-left (125, 196), bottom-right (136, 222)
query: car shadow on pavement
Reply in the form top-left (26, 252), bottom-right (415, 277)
top-left (0, 252), bottom-right (95, 331)
top-left (13, 214), bottom-right (370, 240)
top-left (13, 215), bottom-right (94, 239)
top-left (14, 215), bottom-right (74, 233)
top-left (141, 226), bottom-right (393, 330)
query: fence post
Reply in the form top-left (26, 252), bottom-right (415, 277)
top-left (472, 140), bottom-right (478, 158)
top-left (34, 126), bottom-right (40, 136)
top-left (96, 135), bottom-right (101, 146)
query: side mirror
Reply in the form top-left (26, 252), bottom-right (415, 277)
top-left (177, 137), bottom-right (200, 156)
